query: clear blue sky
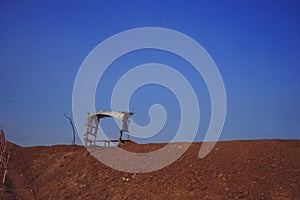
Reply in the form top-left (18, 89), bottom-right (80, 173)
top-left (0, 0), bottom-right (299, 146)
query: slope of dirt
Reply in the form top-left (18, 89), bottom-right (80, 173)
top-left (0, 140), bottom-right (299, 199)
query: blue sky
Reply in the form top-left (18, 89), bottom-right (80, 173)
top-left (0, 0), bottom-right (299, 146)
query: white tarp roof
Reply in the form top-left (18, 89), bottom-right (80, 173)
top-left (89, 110), bottom-right (134, 132)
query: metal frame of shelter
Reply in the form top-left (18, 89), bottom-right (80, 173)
top-left (84, 111), bottom-right (134, 146)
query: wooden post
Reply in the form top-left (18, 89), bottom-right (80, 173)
top-left (119, 130), bottom-right (123, 144)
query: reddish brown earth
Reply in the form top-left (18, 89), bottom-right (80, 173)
top-left (0, 140), bottom-right (299, 199)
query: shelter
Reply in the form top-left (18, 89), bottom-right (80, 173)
top-left (84, 111), bottom-right (134, 146)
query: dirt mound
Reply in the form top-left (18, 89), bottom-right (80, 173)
top-left (0, 140), bottom-right (299, 199)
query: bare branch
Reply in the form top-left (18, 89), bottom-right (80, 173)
top-left (64, 113), bottom-right (76, 145)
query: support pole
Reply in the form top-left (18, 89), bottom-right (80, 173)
top-left (119, 130), bottom-right (123, 144)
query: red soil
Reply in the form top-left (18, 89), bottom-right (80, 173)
top-left (0, 140), bottom-right (299, 199)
